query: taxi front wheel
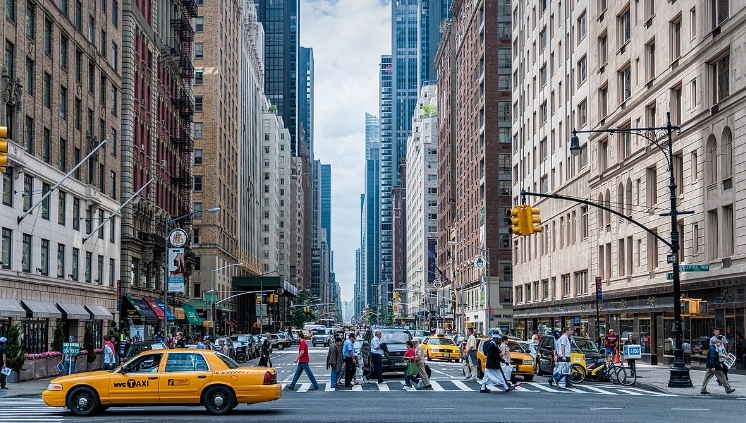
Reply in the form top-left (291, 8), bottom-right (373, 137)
top-left (67, 386), bottom-right (101, 416)
top-left (203, 386), bottom-right (236, 415)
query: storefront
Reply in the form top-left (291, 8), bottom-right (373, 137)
top-left (181, 304), bottom-right (204, 336)
top-left (121, 296), bottom-right (159, 341)
top-left (0, 298), bottom-right (26, 338)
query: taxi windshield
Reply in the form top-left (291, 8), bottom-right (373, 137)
top-left (215, 352), bottom-right (240, 369)
top-left (572, 338), bottom-right (599, 353)
top-left (428, 338), bottom-right (455, 346)
top-left (380, 331), bottom-right (410, 344)
top-left (508, 342), bottom-right (525, 353)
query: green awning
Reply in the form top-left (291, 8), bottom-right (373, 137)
top-left (182, 304), bottom-right (203, 325)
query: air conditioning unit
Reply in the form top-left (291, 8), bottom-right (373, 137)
top-left (161, 160), bottom-right (167, 167)
top-left (140, 144), bottom-right (145, 150)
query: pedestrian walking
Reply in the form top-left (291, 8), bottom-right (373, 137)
top-left (102, 335), bottom-right (116, 370)
top-left (342, 333), bottom-right (360, 387)
top-left (548, 328), bottom-right (574, 389)
top-left (412, 338), bottom-right (432, 389)
top-left (327, 338), bottom-right (344, 388)
top-left (604, 328), bottom-right (619, 362)
top-left (624, 334), bottom-right (637, 373)
top-left (701, 339), bottom-right (735, 394)
top-left (530, 330), bottom-right (540, 343)
top-left (403, 340), bottom-right (420, 391)
top-left (718, 335), bottom-right (730, 382)
top-left (480, 333), bottom-right (511, 393)
top-left (175, 332), bottom-right (187, 348)
top-left (500, 335), bottom-right (520, 386)
top-left (364, 330), bottom-right (385, 384)
top-left (285, 337), bottom-right (319, 390)
top-left (59, 335), bottom-right (78, 375)
top-left (259, 338), bottom-right (272, 367)
top-left (462, 328), bottom-right (479, 382)
top-left (0, 336), bottom-right (8, 390)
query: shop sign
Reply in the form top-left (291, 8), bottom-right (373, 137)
top-left (168, 228), bottom-right (188, 248)
top-left (167, 248), bottom-right (185, 293)
top-left (62, 342), bottom-right (80, 355)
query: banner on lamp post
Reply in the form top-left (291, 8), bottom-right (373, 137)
top-left (167, 248), bottom-right (186, 293)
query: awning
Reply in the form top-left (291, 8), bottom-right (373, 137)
top-left (155, 299), bottom-right (175, 321)
top-left (21, 300), bottom-right (62, 319)
top-left (181, 304), bottom-right (203, 325)
top-left (122, 296), bottom-right (158, 323)
top-left (169, 305), bottom-right (186, 320)
top-left (135, 299), bottom-right (159, 321)
top-left (56, 303), bottom-right (91, 320)
top-left (85, 305), bottom-right (114, 320)
top-left (224, 319), bottom-right (236, 327)
top-left (143, 298), bottom-right (165, 319)
top-left (0, 298), bottom-right (26, 318)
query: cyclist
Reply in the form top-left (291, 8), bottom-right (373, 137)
top-left (604, 329), bottom-right (619, 362)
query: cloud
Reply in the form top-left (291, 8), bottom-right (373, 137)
top-left (301, 0), bottom-right (391, 303)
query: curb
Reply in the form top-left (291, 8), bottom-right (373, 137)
top-left (633, 380), bottom-right (672, 394)
top-left (0, 393), bottom-right (42, 399)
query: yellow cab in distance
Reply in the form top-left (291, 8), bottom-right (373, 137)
top-left (422, 335), bottom-right (462, 362)
top-left (475, 337), bottom-right (535, 381)
top-left (42, 349), bottom-right (281, 416)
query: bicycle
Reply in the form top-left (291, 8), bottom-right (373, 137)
top-left (584, 355), bottom-right (636, 386)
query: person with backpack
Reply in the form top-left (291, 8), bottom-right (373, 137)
top-left (102, 335), bottom-right (117, 370)
top-left (480, 333), bottom-right (512, 393)
top-left (327, 338), bottom-right (344, 388)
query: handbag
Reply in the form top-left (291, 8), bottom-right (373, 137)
top-left (1, 367), bottom-right (11, 376)
top-left (560, 359), bottom-right (573, 376)
top-left (56, 362), bottom-right (65, 374)
top-left (406, 362), bottom-right (419, 376)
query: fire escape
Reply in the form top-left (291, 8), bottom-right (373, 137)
top-left (171, 3), bottom-right (196, 218)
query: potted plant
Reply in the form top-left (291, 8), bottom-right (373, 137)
top-left (5, 324), bottom-right (26, 383)
top-left (84, 324), bottom-right (96, 371)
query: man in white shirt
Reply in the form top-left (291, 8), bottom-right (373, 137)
top-left (364, 331), bottom-right (385, 384)
top-left (463, 328), bottom-right (479, 381)
top-left (548, 327), bottom-right (574, 389)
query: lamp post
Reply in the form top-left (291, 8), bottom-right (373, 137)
top-left (164, 207), bottom-right (220, 334)
top-left (570, 112), bottom-right (692, 387)
top-left (448, 240), bottom-right (490, 334)
top-left (209, 262), bottom-right (244, 336)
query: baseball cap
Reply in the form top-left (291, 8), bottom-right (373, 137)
top-left (491, 332), bottom-right (501, 338)
top-left (0, 336), bottom-right (7, 343)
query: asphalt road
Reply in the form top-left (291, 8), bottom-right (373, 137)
top-left (3, 345), bottom-right (744, 423)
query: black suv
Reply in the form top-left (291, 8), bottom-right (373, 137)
top-left (536, 335), bottom-right (603, 375)
top-left (361, 329), bottom-right (412, 375)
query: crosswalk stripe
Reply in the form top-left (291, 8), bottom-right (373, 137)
top-left (513, 384), bottom-right (530, 392)
top-left (429, 381), bottom-right (445, 391)
top-left (525, 382), bottom-right (568, 393)
top-left (352, 384), bottom-right (362, 392)
top-left (452, 381), bottom-right (474, 391)
top-left (576, 385), bottom-right (616, 395)
top-left (621, 387), bottom-right (677, 397)
top-left (297, 383), bottom-right (311, 392)
top-left (616, 389), bottom-right (644, 395)
top-left (325, 382), bottom-right (336, 391)
top-left (378, 382), bottom-right (390, 392)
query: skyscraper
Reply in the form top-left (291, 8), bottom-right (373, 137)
top-left (299, 47), bottom-right (315, 159)
top-left (379, 54), bottom-right (394, 309)
top-left (256, 0), bottom-right (300, 154)
top-left (321, 164), bottom-right (332, 246)
top-left (364, 111), bottom-right (382, 311)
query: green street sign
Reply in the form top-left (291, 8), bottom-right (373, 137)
top-left (62, 342), bottom-right (80, 355)
top-left (680, 264), bottom-right (709, 272)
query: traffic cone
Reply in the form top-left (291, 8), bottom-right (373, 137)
top-left (614, 350), bottom-right (620, 363)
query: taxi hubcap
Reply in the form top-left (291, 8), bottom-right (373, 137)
top-left (213, 394), bottom-right (225, 408)
top-left (76, 396), bottom-right (89, 409)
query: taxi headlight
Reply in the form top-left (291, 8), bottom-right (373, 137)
top-left (524, 360), bottom-right (534, 365)
top-left (47, 383), bottom-right (63, 391)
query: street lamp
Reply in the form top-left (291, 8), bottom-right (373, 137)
top-left (570, 112), bottom-right (692, 388)
top-left (448, 240), bottom-right (491, 334)
top-left (209, 262), bottom-right (244, 335)
top-left (163, 207), bottom-right (220, 334)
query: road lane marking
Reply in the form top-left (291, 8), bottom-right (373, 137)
top-left (429, 380), bottom-right (446, 391)
top-left (427, 407), bottom-right (455, 410)
top-left (513, 384), bottom-right (530, 392)
top-left (504, 407), bottom-right (534, 410)
top-left (591, 407), bottom-right (624, 410)
top-left (352, 383), bottom-right (363, 391)
top-left (297, 383), bottom-right (311, 392)
top-left (617, 389), bottom-right (643, 395)
top-left (325, 382), bottom-right (336, 391)
top-left (453, 380), bottom-right (474, 391)
top-left (378, 382), bottom-right (390, 391)
top-left (525, 382), bottom-right (568, 392)
top-left (576, 385), bottom-right (615, 395)
top-left (671, 408), bottom-right (710, 411)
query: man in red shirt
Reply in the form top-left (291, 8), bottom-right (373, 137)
top-left (286, 338), bottom-right (319, 390)
top-left (604, 329), bottom-right (619, 361)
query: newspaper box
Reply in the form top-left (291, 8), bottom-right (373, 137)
top-left (623, 344), bottom-right (642, 360)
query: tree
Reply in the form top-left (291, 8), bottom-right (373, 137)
top-left (291, 289), bottom-right (317, 328)
top-left (51, 320), bottom-right (65, 353)
top-left (5, 324), bottom-right (25, 373)
top-left (84, 324), bottom-right (96, 363)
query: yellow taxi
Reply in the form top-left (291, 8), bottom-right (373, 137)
top-left (42, 350), bottom-right (281, 416)
top-left (422, 335), bottom-right (462, 362)
top-left (475, 337), bottom-right (535, 382)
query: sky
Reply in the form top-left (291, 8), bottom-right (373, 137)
top-left (300, 0), bottom-right (391, 303)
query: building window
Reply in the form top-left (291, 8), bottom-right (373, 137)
top-left (112, 0), bottom-right (118, 27)
top-left (60, 34), bottom-right (68, 69)
top-left (2, 169), bottom-right (12, 207)
top-left (598, 32), bottom-right (608, 65)
top-left (575, 271), bottom-right (588, 296)
top-left (42, 128), bottom-right (50, 163)
top-left (58, 191), bottom-right (66, 226)
top-left (690, 7), bottom-right (697, 39)
top-left (193, 176), bottom-right (203, 191)
top-left (110, 42), bottom-right (117, 70)
top-left (109, 171), bottom-right (116, 198)
top-left (599, 138), bottom-right (608, 171)
top-left (1, 228), bottom-right (11, 269)
top-left (131, 258), bottom-right (139, 286)
top-left (26, 1), bottom-right (35, 39)
top-left (25, 58), bottom-right (34, 95)
top-left (711, 54), bottom-right (729, 104)
top-left (670, 17), bottom-right (681, 61)
top-left (194, 96), bottom-right (203, 112)
top-left (692, 223), bottom-right (699, 255)
top-left (577, 56), bottom-right (587, 87)
top-left (6, 0), bottom-right (15, 21)
top-left (706, 135), bottom-right (718, 185)
top-left (711, 0), bottom-right (729, 29)
top-left (618, 123), bottom-right (631, 160)
top-left (98, 209), bottom-right (104, 239)
top-left (646, 39), bottom-right (655, 81)
top-left (109, 258), bottom-right (115, 286)
top-left (195, 17), bottom-right (204, 32)
top-left (721, 128), bottom-right (732, 180)
top-left (97, 254), bottom-right (103, 284)
top-left (193, 122), bottom-right (203, 139)
top-left (24, 116), bottom-right (33, 154)
top-left (194, 43), bottom-right (203, 59)
top-left (577, 99), bottom-right (587, 127)
top-left (194, 69), bottom-right (203, 85)
top-left (599, 85), bottom-right (608, 118)
top-left (71, 248), bottom-right (79, 280)
top-left (22, 233), bottom-right (31, 272)
top-left (60, 86), bottom-right (67, 120)
top-left (109, 216), bottom-right (115, 243)
top-left (671, 85), bottom-right (682, 125)
top-left (708, 209), bottom-right (718, 259)
top-left (646, 166), bottom-right (657, 207)
top-left (43, 73), bottom-right (51, 108)
top-left (72, 197), bottom-right (80, 230)
top-left (22, 175), bottom-right (32, 212)
top-left (618, 7), bottom-right (631, 46)
top-left (194, 149), bottom-right (203, 165)
top-left (85, 251), bottom-right (92, 282)
top-left (57, 244), bottom-right (65, 279)
top-left (577, 11), bottom-right (586, 41)
top-left (40, 240), bottom-right (49, 274)
top-left (619, 65), bottom-right (631, 102)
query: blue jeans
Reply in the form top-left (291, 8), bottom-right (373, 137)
top-left (403, 369), bottom-right (420, 387)
top-left (63, 359), bottom-right (76, 376)
top-left (366, 353), bottom-right (384, 383)
top-left (330, 366), bottom-right (342, 387)
top-left (289, 362), bottom-right (318, 388)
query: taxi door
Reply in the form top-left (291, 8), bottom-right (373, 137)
top-left (108, 353), bottom-right (163, 404)
top-left (158, 352), bottom-right (213, 404)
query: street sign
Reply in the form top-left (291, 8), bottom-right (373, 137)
top-left (667, 254), bottom-right (678, 264)
top-left (62, 342), bottom-right (80, 355)
top-left (474, 256), bottom-right (486, 270)
top-left (595, 277), bottom-right (603, 302)
top-left (680, 264), bottom-right (709, 272)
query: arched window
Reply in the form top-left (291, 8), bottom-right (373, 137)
top-left (722, 127), bottom-right (732, 180)
top-left (617, 183), bottom-right (625, 216)
top-left (707, 134), bottom-right (718, 185)
top-left (604, 189), bottom-right (611, 227)
top-left (625, 178), bottom-right (633, 216)
top-left (597, 193), bottom-right (604, 227)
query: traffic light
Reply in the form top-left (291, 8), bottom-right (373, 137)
top-left (0, 126), bottom-right (8, 173)
top-left (394, 292), bottom-right (399, 302)
top-left (508, 206), bottom-right (525, 235)
top-left (304, 306), bottom-right (310, 313)
top-left (524, 206), bottom-right (542, 234)
top-left (256, 296), bottom-right (261, 304)
top-left (269, 294), bottom-right (278, 303)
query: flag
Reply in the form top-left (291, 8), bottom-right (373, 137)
top-left (434, 265), bottom-right (449, 282)
top-left (381, 258), bottom-right (386, 271)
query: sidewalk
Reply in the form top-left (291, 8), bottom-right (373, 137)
top-left (634, 363), bottom-right (746, 398)
top-left (0, 377), bottom-right (54, 398)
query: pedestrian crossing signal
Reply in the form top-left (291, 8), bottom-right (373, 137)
top-left (0, 126), bottom-right (8, 173)
top-left (256, 296), bottom-right (261, 304)
top-left (524, 206), bottom-right (542, 234)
